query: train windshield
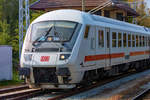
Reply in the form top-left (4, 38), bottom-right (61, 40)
top-left (32, 21), bottom-right (77, 42)
top-left (30, 21), bottom-right (81, 52)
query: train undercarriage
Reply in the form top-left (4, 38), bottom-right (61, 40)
top-left (81, 59), bottom-right (150, 85)
top-left (20, 58), bottom-right (150, 89)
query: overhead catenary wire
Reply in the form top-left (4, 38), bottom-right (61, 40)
top-left (88, 0), bottom-right (112, 14)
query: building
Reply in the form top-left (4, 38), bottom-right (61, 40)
top-left (0, 46), bottom-right (12, 81)
top-left (30, 0), bottom-right (139, 22)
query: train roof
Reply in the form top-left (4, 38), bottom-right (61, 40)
top-left (32, 9), bottom-right (150, 35)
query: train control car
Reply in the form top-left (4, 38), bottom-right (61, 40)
top-left (19, 9), bottom-right (150, 89)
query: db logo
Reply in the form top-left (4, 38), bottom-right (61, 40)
top-left (40, 56), bottom-right (50, 62)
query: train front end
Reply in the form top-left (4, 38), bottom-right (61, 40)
top-left (19, 10), bottom-right (83, 89)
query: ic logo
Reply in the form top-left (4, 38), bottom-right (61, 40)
top-left (40, 56), bottom-right (50, 62)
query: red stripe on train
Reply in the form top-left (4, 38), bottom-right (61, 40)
top-left (84, 53), bottom-right (124, 62)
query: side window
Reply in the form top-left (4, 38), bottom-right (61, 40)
top-left (145, 36), bottom-right (146, 47)
top-left (123, 33), bottom-right (127, 47)
top-left (98, 30), bottom-right (104, 47)
top-left (128, 34), bottom-right (131, 47)
top-left (104, 10), bottom-right (110, 17)
top-left (112, 32), bottom-right (117, 47)
top-left (116, 13), bottom-right (123, 21)
top-left (148, 37), bottom-right (149, 46)
top-left (84, 25), bottom-right (90, 38)
top-left (136, 35), bottom-right (139, 47)
top-left (147, 37), bottom-right (149, 47)
top-left (140, 36), bottom-right (142, 47)
top-left (132, 35), bottom-right (135, 47)
top-left (143, 36), bottom-right (145, 47)
top-left (118, 32), bottom-right (122, 47)
top-left (107, 31), bottom-right (110, 48)
top-left (149, 37), bottom-right (150, 46)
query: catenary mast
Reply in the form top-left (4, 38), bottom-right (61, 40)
top-left (19, 0), bottom-right (30, 59)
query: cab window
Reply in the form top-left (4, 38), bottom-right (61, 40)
top-left (84, 25), bottom-right (90, 38)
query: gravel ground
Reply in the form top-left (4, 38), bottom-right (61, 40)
top-left (63, 69), bottom-right (150, 100)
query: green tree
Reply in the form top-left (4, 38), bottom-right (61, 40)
top-left (31, 10), bottom-right (45, 22)
top-left (0, 0), bottom-right (19, 67)
top-left (136, 2), bottom-right (150, 27)
top-left (0, 20), bottom-right (10, 45)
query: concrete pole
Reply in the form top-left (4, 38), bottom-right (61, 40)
top-left (82, 0), bottom-right (85, 11)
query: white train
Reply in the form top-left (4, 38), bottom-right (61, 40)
top-left (20, 9), bottom-right (150, 89)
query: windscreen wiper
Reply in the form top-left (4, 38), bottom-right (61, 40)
top-left (32, 26), bottom-right (53, 46)
top-left (53, 23), bottom-right (63, 43)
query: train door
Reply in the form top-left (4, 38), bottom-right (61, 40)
top-left (124, 32), bottom-right (130, 63)
top-left (95, 27), bottom-right (106, 68)
top-left (105, 28), bottom-right (111, 67)
top-left (83, 25), bottom-right (96, 67)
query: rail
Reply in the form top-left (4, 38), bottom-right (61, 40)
top-left (0, 85), bottom-right (42, 100)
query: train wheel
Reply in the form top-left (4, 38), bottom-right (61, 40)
top-left (142, 60), bottom-right (148, 70)
top-left (135, 62), bottom-right (141, 72)
top-left (144, 60), bottom-right (149, 69)
top-left (147, 59), bottom-right (150, 68)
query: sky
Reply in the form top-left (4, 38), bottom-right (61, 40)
top-left (145, 0), bottom-right (150, 8)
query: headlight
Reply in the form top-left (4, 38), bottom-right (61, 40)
top-left (59, 54), bottom-right (70, 60)
top-left (24, 54), bottom-right (32, 61)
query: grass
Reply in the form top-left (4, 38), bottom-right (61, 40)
top-left (0, 68), bottom-right (23, 87)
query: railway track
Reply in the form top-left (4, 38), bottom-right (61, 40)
top-left (30, 70), bottom-right (138, 100)
top-left (47, 76), bottom-right (129, 100)
top-left (0, 85), bottom-right (42, 100)
top-left (77, 69), bottom-right (150, 100)
top-left (2, 70), bottom-right (150, 100)
top-left (132, 89), bottom-right (150, 100)
top-left (0, 85), bottom-right (29, 94)
top-left (131, 87), bottom-right (150, 100)
top-left (46, 69), bottom-right (150, 100)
